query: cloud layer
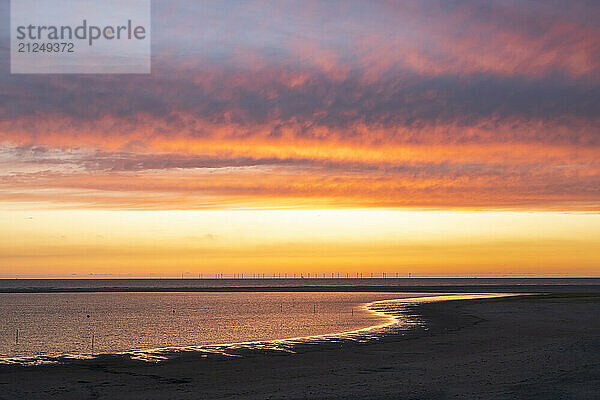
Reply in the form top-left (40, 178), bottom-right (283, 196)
top-left (1, 0), bottom-right (599, 209)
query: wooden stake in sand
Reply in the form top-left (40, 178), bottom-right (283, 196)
top-left (15, 329), bottom-right (18, 345)
top-left (91, 333), bottom-right (95, 355)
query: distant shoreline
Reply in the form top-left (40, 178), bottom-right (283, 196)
top-left (1, 284), bottom-right (599, 294)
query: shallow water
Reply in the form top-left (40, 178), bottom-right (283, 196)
top-left (0, 292), bottom-right (433, 359)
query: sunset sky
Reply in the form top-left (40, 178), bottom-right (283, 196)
top-left (1, 0), bottom-right (599, 277)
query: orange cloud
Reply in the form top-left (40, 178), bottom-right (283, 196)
top-left (1, 0), bottom-right (599, 211)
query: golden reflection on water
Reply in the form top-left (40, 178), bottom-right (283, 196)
top-left (0, 292), bottom-right (515, 364)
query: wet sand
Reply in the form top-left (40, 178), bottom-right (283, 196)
top-left (1, 293), bottom-right (599, 399)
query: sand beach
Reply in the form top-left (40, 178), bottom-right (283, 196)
top-left (1, 292), bottom-right (599, 399)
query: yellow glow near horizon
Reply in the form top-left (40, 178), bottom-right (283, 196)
top-left (1, 207), bottom-right (599, 278)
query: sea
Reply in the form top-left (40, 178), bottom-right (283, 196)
top-left (0, 278), bottom-right (597, 365)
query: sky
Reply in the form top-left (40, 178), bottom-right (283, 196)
top-left (1, 0), bottom-right (599, 277)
